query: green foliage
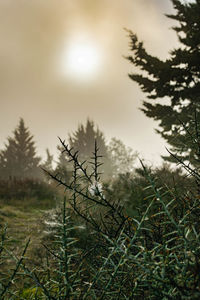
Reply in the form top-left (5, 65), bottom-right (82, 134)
top-left (104, 162), bottom-right (192, 220)
top-left (19, 287), bottom-right (43, 299)
top-left (162, 110), bottom-right (200, 167)
top-left (0, 118), bottom-right (41, 180)
top-left (41, 131), bottom-right (200, 298)
top-left (1, 118), bottom-right (200, 299)
top-left (126, 0), bottom-right (200, 166)
top-left (0, 225), bottom-right (30, 299)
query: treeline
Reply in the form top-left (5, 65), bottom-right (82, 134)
top-left (0, 118), bottom-right (137, 199)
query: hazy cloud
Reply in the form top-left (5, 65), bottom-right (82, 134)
top-left (0, 0), bottom-right (178, 164)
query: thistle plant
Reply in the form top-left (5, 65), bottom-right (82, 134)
top-left (45, 138), bottom-right (128, 239)
top-left (43, 129), bottom-right (200, 299)
top-left (0, 225), bottom-right (30, 299)
top-left (0, 116), bottom-right (200, 299)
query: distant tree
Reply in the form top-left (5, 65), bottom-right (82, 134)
top-left (41, 149), bottom-right (54, 183)
top-left (56, 119), bottom-right (113, 180)
top-left (41, 149), bottom-right (54, 173)
top-left (108, 138), bottom-right (138, 175)
top-left (54, 146), bottom-right (73, 184)
top-left (69, 119), bottom-right (113, 178)
top-left (68, 119), bottom-right (107, 159)
top-left (56, 120), bottom-right (139, 180)
top-left (0, 118), bottom-right (41, 180)
top-left (126, 0), bottom-right (200, 166)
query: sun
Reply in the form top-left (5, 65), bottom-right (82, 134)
top-left (60, 37), bottom-right (101, 81)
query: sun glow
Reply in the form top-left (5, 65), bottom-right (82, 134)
top-left (60, 37), bottom-right (101, 81)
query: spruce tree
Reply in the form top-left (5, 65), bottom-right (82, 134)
top-left (57, 119), bottom-right (113, 180)
top-left (69, 119), bottom-right (108, 161)
top-left (42, 149), bottom-right (54, 173)
top-left (55, 147), bottom-right (73, 184)
top-left (127, 0), bottom-right (200, 165)
top-left (0, 118), bottom-right (41, 180)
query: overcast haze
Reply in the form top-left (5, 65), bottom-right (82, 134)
top-left (0, 0), bottom-right (180, 165)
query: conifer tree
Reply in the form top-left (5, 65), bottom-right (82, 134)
top-left (57, 119), bottom-right (113, 180)
top-left (69, 119), bottom-right (108, 161)
top-left (70, 119), bottom-right (113, 177)
top-left (55, 146), bottom-right (73, 183)
top-left (41, 149), bottom-right (54, 183)
top-left (42, 149), bottom-right (54, 173)
top-left (0, 118), bottom-right (41, 180)
top-left (127, 0), bottom-right (200, 165)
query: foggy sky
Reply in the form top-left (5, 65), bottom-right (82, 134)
top-left (0, 0), bottom-right (179, 165)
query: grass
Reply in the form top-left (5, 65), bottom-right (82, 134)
top-left (0, 197), bottom-right (59, 274)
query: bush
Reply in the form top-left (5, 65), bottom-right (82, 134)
top-left (0, 177), bottom-right (57, 201)
top-left (0, 126), bottom-right (200, 298)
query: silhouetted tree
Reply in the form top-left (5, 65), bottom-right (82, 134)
top-left (127, 0), bottom-right (200, 166)
top-left (0, 118), bottom-right (41, 180)
top-left (69, 119), bottom-right (107, 159)
top-left (42, 149), bottom-right (54, 173)
top-left (69, 119), bottom-right (113, 178)
top-left (54, 146), bottom-right (73, 184)
top-left (41, 148), bottom-right (55, 183)
top-left (56, 119), bottom-right (113, 180)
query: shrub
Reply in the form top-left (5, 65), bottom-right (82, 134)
top-left (0, 177), bottom-right (57, 201)
top-left (0, 123), bottom-right (200, 298)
